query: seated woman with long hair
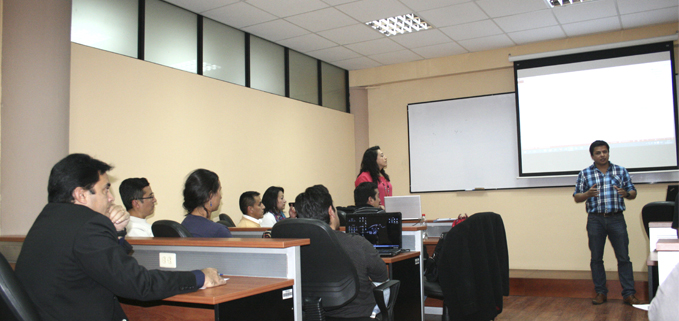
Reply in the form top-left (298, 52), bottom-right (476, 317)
top-left (181, 169), bottom-right (232, 237)
top-left (260, 186), bottom-right (287, 228)
top-left (355, 146), bottom-right (392, 206)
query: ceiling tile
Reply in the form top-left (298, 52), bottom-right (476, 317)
top-left (458, 34), bottom-right (515, 52)
top-left (306, 46), bottom-right (362, 62)
top-left (419, 2), bottom-right (489, 28)
top-left (617, 0), bottom-right (678, 15)
top-left (320, 0), bottom-right (357, 6)
top-left (369, 49), bottom-right (424, 65)
top-left (551, 0), bottom-right (618, 24)
top-left (331, 56), bottom-right (383, 70)
top-left (494, 9), bottom-right (558, 33)
top-left (285, 8), bottom-right (358, 32)
top-left (246, 0), bottom-right (329, 17)
top-left (476, 0), bottom-right (548, 18)
top-left (397, 0), bottom-right (470, 12)
top-left (562, 16), bottom-right (621, 37)
top-left (202, 2), bottom-right (277, 28)
top-left (336, 0), bottom-right (414, 23)
top-left (164, 0), bottom-right (238, 13)
top-left (410, 42), bottom-right (468, 59)
top-left (242, 19), bottom-right (310, 41)
top-left (620, 7), bottom-right (679, 29)
top-left (439, 19), bottom-right (503, 41)
top-left (389, 29), bottom-right (452, 48)
top-left (345, 38), bottom-right (405, 55)
top-left (508, 25), bottom-right (566, 45)
top-left (278, 33), bottom-right (338, 52)
top-left (318, 23), bottom-right (384, 45)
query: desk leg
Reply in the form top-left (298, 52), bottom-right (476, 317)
top-left (216, 286), bottom-right (294, 321)
top-left (389, 258), bottom-right (422, 321)
top-left (649, 265), bottom-right (658, 301)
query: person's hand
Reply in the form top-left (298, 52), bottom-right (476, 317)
top-left (585, 184), bottom-right (599, 198)
top-left (614, 185), bottom-right (627, 198)
top-left (201, 268), bottom-right (227, 288)
top-left (107, 205), bottom-right (130, 232)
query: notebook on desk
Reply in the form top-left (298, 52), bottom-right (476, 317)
top-left (346, 212), bottom-right (403, 257)
top-left (384, 196), bottom-right (421, 220)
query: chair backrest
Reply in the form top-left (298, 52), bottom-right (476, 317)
top-left (152, 220), bottom-right (193, 237)
top-left (0, 253), bottom-right (41, 321)
top-left (641, 201), bottom-right (675, 238)
top-left (218, 214), bottom-right (236, 227)
top-left (271, 218), bottom-right (358, 310)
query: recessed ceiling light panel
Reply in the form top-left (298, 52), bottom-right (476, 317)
top-left (544, 0), bottom-right (597, 7)
top-left (365, 13), bottom-right (431, 37)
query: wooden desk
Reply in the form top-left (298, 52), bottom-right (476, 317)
top-left (120, 276), bottom-right (294, 321)
top-left (383, 251), bottom-right (422, 321)
top-left (657, 239), bottom-right (679, 288)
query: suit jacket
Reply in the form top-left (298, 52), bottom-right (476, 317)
top-left (438, 212), bottom-right (509, 321)
top-left (15, 203), bottom-right (200, 321)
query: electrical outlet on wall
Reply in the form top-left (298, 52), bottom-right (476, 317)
top-left (159, 252), bottom-right (177, 268)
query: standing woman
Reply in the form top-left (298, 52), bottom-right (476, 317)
top-left (355, 146), bottom-right (392, 206)
top-left (261, 186), bottom-right (287, 228)
top-left (181, 169), bottom-right (232, 237)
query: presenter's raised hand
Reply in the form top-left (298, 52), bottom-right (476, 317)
top-left (586, 184), bottom-right (599, 198)
top-left (613, 185), bottom-right (627, 198)
top-left (202, 268), bottom-right (228, 288)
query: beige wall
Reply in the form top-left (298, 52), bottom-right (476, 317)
top-left (70, 44), bottom-right (356, 225)
top-left (350, 23), bottom-right (679, 272)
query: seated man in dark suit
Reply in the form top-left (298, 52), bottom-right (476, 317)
top-left (353, 182), bottom-right (385, 214)
top-left (295, 185), bottom-right (388, 319)
top-left (15, 153), bottom-right (226, 321)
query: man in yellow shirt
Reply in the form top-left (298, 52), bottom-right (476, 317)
top-left (237, 191), bottom-right (265, 227)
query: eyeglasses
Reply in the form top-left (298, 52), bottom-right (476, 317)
top-left (138, 194), bottom-right (155, 201)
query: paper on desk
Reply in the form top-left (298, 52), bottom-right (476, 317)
top-left (633, 304), bottom-right (650, 311)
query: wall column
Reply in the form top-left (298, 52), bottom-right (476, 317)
top-left (1, 0), bottom-right (71, 234)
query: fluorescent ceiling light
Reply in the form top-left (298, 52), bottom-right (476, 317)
top-left (544, 0), bottom-right (597, 7)
top-left (366, 13), bottom-right (431, 37)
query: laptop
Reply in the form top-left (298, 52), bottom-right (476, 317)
top-left (345, 212), bottom-right (403, 257)
top-left (384, 195), bottom-right (421, 220)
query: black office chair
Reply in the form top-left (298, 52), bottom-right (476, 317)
top-left (641, 201), bottom-right (675, 238)
top-left (0, 253), bottom-right (41, 321)
top-left (218, 214), bottom-right (236, 227)
top-left (151, 220), bottom-right (193, 237)
top-left (423, 232), bottom-right (450, 321)
top-left (271, 218), bottom-right (400, 321)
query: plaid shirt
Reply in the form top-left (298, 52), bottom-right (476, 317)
top-left (574, 162), bottom-right (636, 214)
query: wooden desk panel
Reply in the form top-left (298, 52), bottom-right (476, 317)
top-left (165, 276), bottom-right (293, 305)
top-left (126, 237), bottom-right (308, 248)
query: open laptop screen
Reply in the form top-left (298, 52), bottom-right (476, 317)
top-left (345, 212), bottom-right (402, 250)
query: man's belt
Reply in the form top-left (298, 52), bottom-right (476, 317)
top-left (592, 211), bottom-right (623, 217)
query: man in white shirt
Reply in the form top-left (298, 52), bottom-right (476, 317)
top-left (119, 177), bottom-right (156, 237)
top-left (237, 191), bottom-right (264, 227)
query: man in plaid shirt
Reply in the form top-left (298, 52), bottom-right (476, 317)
top-left (574, 140), bottom-right (642, 306)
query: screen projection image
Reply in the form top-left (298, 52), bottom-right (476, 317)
top-left (515, 42), bottom-right (678, 176)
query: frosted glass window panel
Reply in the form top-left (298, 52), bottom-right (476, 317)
top-left (321, 62), bottom-right (347, 112)
top-left (71, 0), bottom-right (138, 57)
top-left (145, 0), bottom-right (197, 73)
top-left (289, 51), bottom-right (318, 104)
top-left (203, 19), bottom-right (245, 86)
top-left (250, 36), bottom-right (285, 96)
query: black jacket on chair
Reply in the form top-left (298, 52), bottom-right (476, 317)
top-left (437, 212), bottom-right (509, 321)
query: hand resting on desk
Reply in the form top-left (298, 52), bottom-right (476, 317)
top-left (202, 268), bottom-right (228, 288)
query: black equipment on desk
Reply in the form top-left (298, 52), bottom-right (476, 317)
top-left (346, 212), bottom-right (403, 257)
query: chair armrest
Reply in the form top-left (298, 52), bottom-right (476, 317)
top-left (373, 279), bottom-right (400, 321)
top-left (303, 296), bottom-right (325, 321)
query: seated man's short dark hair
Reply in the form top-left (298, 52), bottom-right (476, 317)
top-left (119, 178), bottom-right (150, 210)
top-left (48, 153), bottom-right (113, 203)
top-left (354, 182), bottom-right (378, 207)
top-left (589, 140), bottom-right (609, 156)
top-left (239, 191), bottom-right (260, 214)
top-left (295, 185), bottom-right (334, 224)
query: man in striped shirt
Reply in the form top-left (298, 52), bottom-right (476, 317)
top-left (574, 140), bottom-right (641, 306)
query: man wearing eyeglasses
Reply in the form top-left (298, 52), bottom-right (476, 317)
top-left (120, 177), bottom-right (156, 237)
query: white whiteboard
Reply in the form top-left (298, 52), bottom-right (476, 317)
top-left (407, 92), bottom-right (679, 192)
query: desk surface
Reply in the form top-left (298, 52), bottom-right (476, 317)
top-left (125, 237), bottom-right (309, 248)
top-left (165, 276), bottom-right (293, 305)
top-left (657, 239), bottom-right (679, 251)
top-left (424, 237), bottom-right (440, 246)
top-left (382, 251), bottom-right (420, 264)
